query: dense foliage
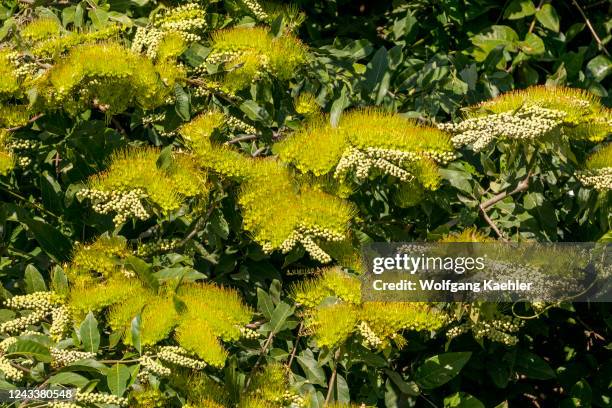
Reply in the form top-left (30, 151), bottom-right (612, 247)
top-left (0, 0), bottom-right (611, 407)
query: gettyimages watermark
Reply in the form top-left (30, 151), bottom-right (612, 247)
top-left (361, 243), bottom-right (611, 302)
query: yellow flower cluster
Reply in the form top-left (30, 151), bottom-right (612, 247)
top-left (78, 147), bottom-right (207, 225)
top-left (35, 41), bottom-right (185, 114)
top-left (205, 26), bottom-right (307, 91)
top-left (175, 283), bottom-right (253, 367)
top-left (181, 112), bottom-right (355, 263)
top-left (291, 268), bottom-right (446, 350)
top-left (0, 131), bottom-right (14, 175)
top-left (28, 24), bottom-right (124, 58)
top-left (275, 109), bottom-right (455, 191)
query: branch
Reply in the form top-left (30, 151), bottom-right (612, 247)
top-left (572, 0), bottom-right (611, 57)
top-left (244, 330), bottom-right (275, 391)
top-left (527, 0), bottom-right (545, 34)
top-left (479, 172), bottom-right (532, 241)
top-left (5, 113), bottom-right (45, 132)
top-left (324, 348), bottom-right (342, 406)
top-left (286, 322), bottom-right (303, 369)
top-left (225, 134), bottom-right (257, 144)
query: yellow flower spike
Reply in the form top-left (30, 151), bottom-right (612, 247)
top-left (156, 32), bottom-right (188, 61)
top-left (0, 105), bottom-right (31, 129)
top-left (0, 150), bottom-right (14, 175)
top-left (0, 51), bottom-right (21, 101)
top-left (68, 277), bottom-right (146, 320)
top-left (79, 147), bottom-right (206, 224)
top-left (586, 143), bottom-right (612, 170)
top-left (290, 267), bottom-right (361, 308)
top-left (185, 374), bottom-right (230, 408)
top-left (274, 118), bottom-right (346, 176)
top-left (207, 26), bottom-right (307, 89)
top-left (20, 18), bottom-right (61, 42)
top-left (36, 41), bottom-right (175, 114)
top-left (439, 227), bottom-right (495, 243)
top-left (109, 290), bottom-right (178, 346)
top-left (306, 302), bottom-right (359, 349)
top-left (175, 318), bottom-right (228, 368)
top-left (178, 283), bottom-right (253, 342)
top-left (295, 92), bottom-right (321, 117)
top-left (69, 235), bottom-right (130, 278)
top-left (32, 25), bottom-right (124, 58)
top-left (247, 363), bottom-right (289, 401)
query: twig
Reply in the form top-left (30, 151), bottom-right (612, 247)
top-left (110, 117), bottom-right (127, 136)
top-left (528, 0), bottom-right (545, 34)
top-left (244, 330), bottom-right (275, 390)
top-left (225, 134), bottom-right (257, 144)
top-left (324, 348), bottom-right (342, 406)
top-left (0, 181), bottom-right (60, 220)
top-left (286, 322), bottom-right (303, 369)
top-left (251, 146), bottom-right (266, 157)
top-left (571, 0), bottom-right (611, 57)
top-left (479, 172), bottom-right (532, 241)
top-left (179, 201), bottom-right (218, 246)
top-left (5, 113), bottom-right (45, 132)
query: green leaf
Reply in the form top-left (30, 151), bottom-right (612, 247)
top-left (174, 84), bottom-right (191, 121)
top-left (40, 171), bottom-right (63, 213)
top-left (24, 264), bottom-right (47, 293)
top-left (536, 4), bottom-right (560, 32)
top-left (79, 312), bottom-right (100, 353)
top-left (364, 46), bottom-right (388, 93)
top-left (439, 169), bottom-right (473, 194)
top-left (89, 8), bottom-right (109, 29)
top-left (74, 4), bottom-right (84, 28)
top-left (330, 85), bottom-right (349, 127)
top-left (586, 55), bottom-right (612, 82)
top-left (125, 256), bottom-right (159, 292)
top-left (444, 392), bottom-right (485, 408)
top-left (471, 25), bottom-right (519, 62)
top-left (107, 364), bottom-right (131, 396)
top-left (520, 33), bottom-right (545, 55)
top-left (504, 0), bottom-right (536, 20)
top-left (6, 340), bottom-right (51, 362)
top-left (414, 352), bottom-right (472, 389)
top-left (240, 100), bottom-right (268, 122)
top-left (131, 313), bottom-right (142, 355)
top-left (156, 145), bottom-right (173, 170)
top-left (51, 265), bottom-right (69, 294)
top-left (49, 372), bottom-right (90, 387)
top-left (268, 302), bottom-right (295, 334)
top-left (570, 379), bottom-right (592, 405)
top-left (257, 288), bottom-right (274, 320)
top-left (7, 204), bottom-right (72, 262)
top-left (384, 369), bottom-right (420, 396)
top-left (515, 350), bottom-right (555, 380)
top-left (296, 350), bottom-right (326, 386)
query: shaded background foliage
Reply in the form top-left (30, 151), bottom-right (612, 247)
top-left (0, 0), bottom-right (610, 407)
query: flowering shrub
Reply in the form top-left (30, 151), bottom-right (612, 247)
top-left (0, 0), bottom-right (610, 407)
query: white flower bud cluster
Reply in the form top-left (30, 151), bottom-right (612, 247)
top-left (447, 311), bottom-right (523, 346)
top-left (77, 188), bottom-right (149, 225)
top-left (278, 224), bottom-right (343, 263)
top-left (139, 354), bottom-right (171, 377)
top-left (136, 239), bottom-right (181, 257)
top-left (241, 0), bottom-right (268, 20)
top-left (153, 3), bottom-right (206, 42)
top-left (17, 157), bottom-right (32, 167)
top-left (75, 391), bottom-right (128, 406)
top-left (157, 346), bottom-right (206, 369)
top-left (47, 402), bottom-right (80, 408)
top-left (131, 27), bottom-right (165, 59)
top-left (0, 356), bottom-right (23, 381)
top-left (576, 168), bottom-right (612, 191)
top-left (1, 292), bottom-right (63, 334)
top-left (282, 391), bottom-right (304, 408)
top-left (142, 112), bottom-right (166, 126)
top-left (4, 292), bottom-right (61, 310)
top-left (334, 146), bottom-right (438, 182)
top-left (357, 321), bottom-right (382, 349)
top-left (226, 116), bottom-right (256, 134)
top-left (6, 139), bottom-right (38, 151)
top-left (239, 326), bottom-right (260, 339)
top-left (50, 305), bottom-right (71, 341)
top-left (438, 106), bottom-right (567, 151)
top-left (0, 337), bottom-right (18, 354)
top-left (51, 347), bottom-right (96, 368)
